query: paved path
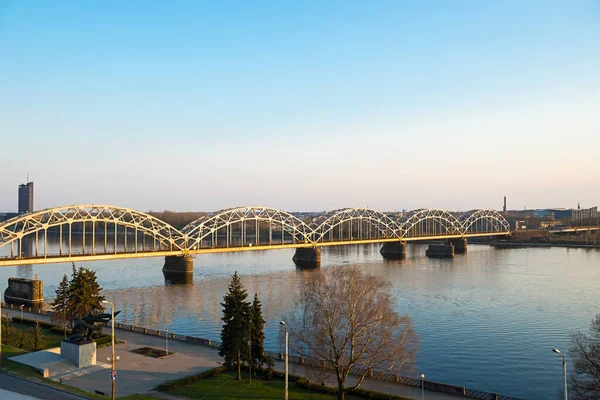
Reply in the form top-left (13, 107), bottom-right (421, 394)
top-left (0, 372), bottom-right (88, 400)
top-left (2, 307), bottom-right (467, 399)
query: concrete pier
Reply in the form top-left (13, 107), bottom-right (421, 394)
top-left (448, 238), bottom-right (467, 254)
top-left (163, 255), bottom-right (193, 274)
top-left (4, 277), bottom-right (44, 307)
top-left (292, 248), bottom-right (321, 269)
top-left (379, 242), bottom-right (407, 259)
top-left (426, 244), bottom-right (454, 258)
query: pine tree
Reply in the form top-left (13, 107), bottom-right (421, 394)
top-left (68, 265), bottom-right (105, 324)
top-left (250, 293), bottom-right (266, 370)
top-left (219, 271), bottom-right (250, 380)
top-left (51, 274), bottom-right (70, 336)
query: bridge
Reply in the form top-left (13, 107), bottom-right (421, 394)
top-left (0, 205), bottom-right (510, 271)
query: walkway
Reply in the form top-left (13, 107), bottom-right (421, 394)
top-left (2, 307), bottom-right (466, 399)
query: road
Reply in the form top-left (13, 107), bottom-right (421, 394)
top-left (0, 372), bottom-right (89, 399)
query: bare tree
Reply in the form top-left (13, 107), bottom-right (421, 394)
top-left (569, 314), bottom-right (600, 399)
top-left (284, 266), bottom-right (418, 400)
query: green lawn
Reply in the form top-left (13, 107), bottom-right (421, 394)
top-left (2, 320), bottom-right (66, 351)
top-left (167, 370), bottom-right (363, 400)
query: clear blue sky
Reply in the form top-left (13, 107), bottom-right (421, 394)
top-left (1, 1), bottom-right (598, 212)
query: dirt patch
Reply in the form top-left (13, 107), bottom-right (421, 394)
top-left (131, 346), bottom-right (173, 358)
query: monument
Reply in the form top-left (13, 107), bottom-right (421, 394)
top-left (61, 311), bottom-right (120, 368)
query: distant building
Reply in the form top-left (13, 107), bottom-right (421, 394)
top-left (573, 206), bottom-right (598, 221)
top-left (0, 212), bottom-right (18, 222)
top-left (18, 181), bottom-right (34, 214)
top-left (532, 209), bottom-right (554, 220)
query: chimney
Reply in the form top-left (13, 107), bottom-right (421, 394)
top-left (503, 196), bottom-right (507, 213)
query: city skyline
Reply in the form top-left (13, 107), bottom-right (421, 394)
top-left (1, 1), bottom-right (598, 212)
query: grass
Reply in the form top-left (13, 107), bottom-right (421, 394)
top-left (167, 369), bottom-right (363, 400)
top-left (3, 320), bottom-right (66, 351)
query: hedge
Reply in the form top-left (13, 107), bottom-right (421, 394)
top-left (156, 366), bottom-right (228, 391)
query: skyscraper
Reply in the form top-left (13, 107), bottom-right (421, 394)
top-left (18, 181), bottom-right (34, 214)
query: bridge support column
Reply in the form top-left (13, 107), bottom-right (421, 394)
top-left (379, 242), bottom-right (406, 260)
top-left (448, 238), bottom-right (467, 254)
top-left (162, 256), bottom-right (194, 283)
top-left (292, 248), bottom-right (321, 269)
top-left (426, 244), bottom-right (454, 258)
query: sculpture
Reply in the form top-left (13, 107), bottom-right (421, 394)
top-left (66, 311), bottom-right (121, 344)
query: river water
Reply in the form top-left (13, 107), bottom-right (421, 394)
top-left (1, 241), bottom-right (599, 399)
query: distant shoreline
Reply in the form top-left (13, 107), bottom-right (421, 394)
top-left (490, 241), bottom-right (600, 249)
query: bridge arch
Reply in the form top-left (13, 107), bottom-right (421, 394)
top-left (309, 208), bottom-right (402, 243)
top-left (182, 206), bottom-right (312, 249)
top-left (460, 209), bottom-right (510, 235)
top-left (399, 209), bottom-right (462, 239)
top-left (0, 205), bottom-right (186, 258)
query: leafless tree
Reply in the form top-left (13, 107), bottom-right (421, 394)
top-left (284, 266), bottom-right (418, 400)
top-left (569, 314), bottom-right (600, 399)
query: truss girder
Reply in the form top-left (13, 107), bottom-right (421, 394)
top-left (0, 205), bottom-right (510, 259)
top-left (309, 208), bottom-right (403, 242)
top-left (0, 205), bottom-right (186, 251)
top-left (182, 206), bottom-right (313, 249)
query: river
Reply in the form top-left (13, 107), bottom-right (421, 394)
top-left (1, 241), bottom-right (598, 399)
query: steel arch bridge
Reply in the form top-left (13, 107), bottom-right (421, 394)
top-left (0, 204), bottom-right (510, 266)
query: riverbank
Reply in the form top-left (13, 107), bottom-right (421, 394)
top-left (490, 241), bottom-right (600, 249)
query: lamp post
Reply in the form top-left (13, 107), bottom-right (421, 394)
top-left (165, 328), bottom-right (168, 356)
top-left (102, 300), bottom-right (116, 400)
top-left (420, 374), bottom-right (425, 400)
top-left (553, 349), bottom-right (568, 400)
top-left (280, 320), bottom-right (288, 400)
top-left (248, 339), bottom-right (252, 384)
top-left (19, 304), bottom-right (24, 323)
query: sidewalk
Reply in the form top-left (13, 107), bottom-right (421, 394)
top-left (2, 307), bottom-right (465, 399)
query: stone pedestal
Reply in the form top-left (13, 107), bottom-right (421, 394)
top-left (61, 340), bottom-right (97, 368)
top-left (379, 242), bottom-right (407, 259)
top-left (292, 248), bottom-right (321, 269)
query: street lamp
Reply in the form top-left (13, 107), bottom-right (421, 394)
top-left (553, 349), bottom-right (568, 400)
top-left (280, 320), bottom-right (288, 400)
top-left (165, 328), bottom-right (168, 356)
top-left (102, 300), bottom-right (116, 400)
top-left (420, 374), bottom-right (425, 400)
top-left (19, 304), bottom-right (24, 323)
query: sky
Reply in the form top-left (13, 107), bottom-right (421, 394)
top-left (0, 1), bottom-right (599, 213)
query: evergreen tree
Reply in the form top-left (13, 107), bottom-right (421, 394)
top-left (50, 274), bottom-right (70, 336)
top-left (219, 271), bottom-right (250, 380)
top-left (250, 293), bottom-right (266, 370)
top-left (68, 265), bottom-right (105, 324)
top-left (2, 316), bottom-right (13, 345)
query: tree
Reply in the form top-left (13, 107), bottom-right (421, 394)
top-left (31, 320), bottom-right (46, 351)
top-left (569, 314), bottom-right (600, 399)
top-left (250, 293), bottom-right (266, 371)
top-left (219, 272), bottom-right (250, 380)
top-left (50, 274), bottom-right (70, 337)
top-left (285, 266), bottom-right (418, 400)
top-left (68, 265), bottom-right (105, 324)
top-left (2, 316), bottom-right (13, 345)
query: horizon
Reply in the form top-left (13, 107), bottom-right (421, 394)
top-left (1, 1), bottom-right (598, 212)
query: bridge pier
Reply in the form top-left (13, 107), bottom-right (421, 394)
top-left (379, 242), bottom-right (406, 260)
top-left (426, 244), bottom-right (454, 258)
top-left (292, 248), bottom-right (321, 269)
top-left (163, 255), bottom-right (194, 276)
top-left (448, 238), bottom-right (467, 254)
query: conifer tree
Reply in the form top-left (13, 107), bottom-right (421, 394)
top-left (219, 271), bottom-right (250, 380)
top-left (51, 274), bottom-right (70, 336)
top-left (250, 293), bottom-right (266, 370)
top-left (68, 265), bottom-right (105, 324)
